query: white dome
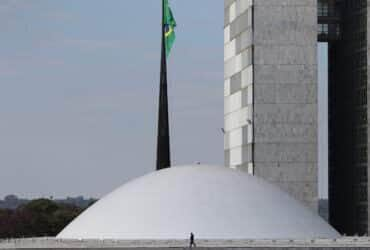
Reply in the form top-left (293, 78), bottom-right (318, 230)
top-left (57, 165), bottom-right (339, 240)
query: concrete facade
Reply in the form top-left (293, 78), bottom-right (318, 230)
top-left (224, 0), bottom-right (254, 174)
top-left (224, 0), bottom-right (318, 210)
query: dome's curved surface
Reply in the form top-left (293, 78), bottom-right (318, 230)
top-left (57, 165), bottom-right (339, 239)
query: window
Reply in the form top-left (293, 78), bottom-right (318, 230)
top-left (319, 24), bottom-right (329, 35)
top-left (318, 0), bottom-right (329, 17)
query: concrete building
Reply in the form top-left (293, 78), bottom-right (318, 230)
top-left (319, 0), bottom-right (368, 236)
top-left (224, 0), bottom-right (317, 210)
top-left (224, 0), bottom-right (369, 236)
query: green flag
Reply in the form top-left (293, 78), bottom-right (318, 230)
top-left (163, 0), bottom-right (176, 57)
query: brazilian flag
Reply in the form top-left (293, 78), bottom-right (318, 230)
top-left (163, 0), bottom-right (176, 57)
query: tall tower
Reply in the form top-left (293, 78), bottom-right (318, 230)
top-left (224, 0), bottom-right (318, 210)
top-left (225, 0), bottom-right (370, 236)
top-left (318, 0), bottom-right (368, 235)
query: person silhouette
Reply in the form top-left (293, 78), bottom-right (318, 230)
top-left (189, 232), bottom-right (196, 248)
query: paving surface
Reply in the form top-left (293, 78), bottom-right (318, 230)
top-left (2, 237), bottom-right (370, 249)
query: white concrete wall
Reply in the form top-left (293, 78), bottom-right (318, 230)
top-left (224, 0), bottom-right (254, 174)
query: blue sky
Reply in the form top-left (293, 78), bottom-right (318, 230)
top-left (0, 0), bottom-right (224, 198)
top-left (318, 42), bottom-right (328, 199)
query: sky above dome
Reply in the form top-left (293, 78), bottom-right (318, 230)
top-left (0, 1), bottom-right (328, 199)
top-left (0, 0), bottom-right (224, 199)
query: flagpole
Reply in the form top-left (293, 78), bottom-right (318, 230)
top-left (156, 0), bottom-right (171, 170)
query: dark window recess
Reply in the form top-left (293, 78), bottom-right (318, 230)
top-left (318, 0), bottom-right (342, 42)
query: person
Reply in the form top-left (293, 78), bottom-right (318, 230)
top-left (189, 232), bottom-right (196, 248)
